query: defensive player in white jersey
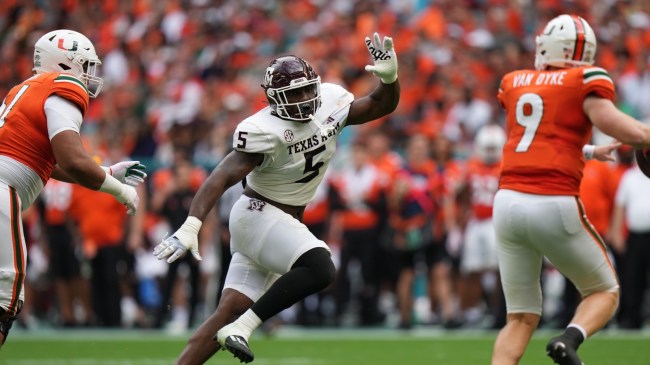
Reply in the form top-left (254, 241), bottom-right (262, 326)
top-left (0, 30), bottom-right (145, 349)
top-left (153, 33), bottom-right (400, 364)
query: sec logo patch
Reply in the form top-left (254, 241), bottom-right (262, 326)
top-left (284, 130), bottom-right (294, 142)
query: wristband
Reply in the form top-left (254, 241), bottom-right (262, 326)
top-left (182, 216), bottom-right (203, 236)
top-left (99, 172), bottom-right (123, 196)
top-left (582, 144), bottom-right (595, 160)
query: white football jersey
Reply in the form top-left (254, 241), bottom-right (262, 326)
top-left (233, 83), bottom-right (354, 206)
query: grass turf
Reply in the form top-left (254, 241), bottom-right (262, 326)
top-left (1, 328), bottom-right (649, 364)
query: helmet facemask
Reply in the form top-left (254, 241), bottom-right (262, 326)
top-left (262, 55), bottom-right (322, 122)
top-left (78, 58), bottom-right (103, 98)
top-left (266, 78), bottom-right (321, 122)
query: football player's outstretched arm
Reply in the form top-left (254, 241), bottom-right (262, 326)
top-left (51, 131), bottom-right (107, 189)
top-left (154, 150), bottom-right (263, 263)
top-left (584, 96), bottom-right (650, 148)
top-left (51, 130), bottom-right (139, 215)
top-left (189, 150), bottom-right (263, 220)
top-left (347, 33), bottom-right (400, 126)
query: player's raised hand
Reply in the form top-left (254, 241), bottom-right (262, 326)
top-left (153, 216), bottom-right (203, 263)
top-left (592, 140), bottom-right (622, 162)
top-left (364, 32), bottom-right (398, 84)
top-left (103, 161), bottom-right (147, 187)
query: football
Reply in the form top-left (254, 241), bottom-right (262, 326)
top-left (635, 148), bottom-right (650, 178)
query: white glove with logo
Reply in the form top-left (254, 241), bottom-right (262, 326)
top-left (153, 216), bottom-right (203, 263)
top-left (102, 161), bottom-right (147, 187)
top-left (364, 32), bottom-right (398, 84)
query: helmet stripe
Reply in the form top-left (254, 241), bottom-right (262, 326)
top-left (571, 15), bottom-right (586, 61)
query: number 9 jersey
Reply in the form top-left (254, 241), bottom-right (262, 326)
top-left (233, 83), bottom-right (354, 206)
top-left (497, 67), bottom-right (615, 196)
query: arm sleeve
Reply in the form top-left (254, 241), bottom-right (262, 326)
top-left (45, 95), bottom-right (83, 140)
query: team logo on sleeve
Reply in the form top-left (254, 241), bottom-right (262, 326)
top-left (284, 130), bottom-right (294, 142)
top-left (247, 198), bottom-right (266, 212)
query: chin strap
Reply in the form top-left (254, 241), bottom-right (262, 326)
top-left (309, 114), bottom-right (334, 137)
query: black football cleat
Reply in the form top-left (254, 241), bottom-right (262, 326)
top-left (0, 315), bottom-right (16, 348)
top-left (546, 337), bottom-right (584, 365)
top-left (223, 335), bottom-right (254, 363)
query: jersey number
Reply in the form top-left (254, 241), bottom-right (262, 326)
top-left (514, 93), bottom-right (543, 152)
top-left (0, 85), bottom-right (29, 128)
top-left (295, 145), bottom-right (326, 183)
top-left (236, 131), bottom-right (248, 149)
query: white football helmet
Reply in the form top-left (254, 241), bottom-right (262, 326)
top-left (475, 124), bottom-right (506, 164)
top-left (534, 14), bottom-right (597, 71)
top-left (32, 29), bottom-right (104, 97)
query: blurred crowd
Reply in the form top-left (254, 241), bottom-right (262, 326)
top-left (1, 0), bottom-right (650, 331)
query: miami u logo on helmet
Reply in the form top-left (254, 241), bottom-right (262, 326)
top-left (57, 38), bottom-right (78, 52)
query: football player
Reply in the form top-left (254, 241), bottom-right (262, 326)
top-left (455, 124), bottom-right (506, 326)
top-left (492, 15), bottom-right (650, 365)
top-left (0, 29), bottom-right (145, 348)
top-left (153, 32), bottom-right (399, 364)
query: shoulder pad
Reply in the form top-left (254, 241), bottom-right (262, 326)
top-left (51, 73), bottom-right (90, 113)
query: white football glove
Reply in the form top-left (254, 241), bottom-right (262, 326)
top-left (153, 216), bottom-right (203, 263)
top-left (102, 161), bottom-right (147, 187)
top-left (114, 184), bottom-right (139, 216)
top-left (364, 32), bottom-right (398, 84)
top-left (98, 173), bottom-right (140, 215)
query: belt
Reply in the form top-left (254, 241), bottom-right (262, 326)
top-left (243, 186), bottom-right (305, 222)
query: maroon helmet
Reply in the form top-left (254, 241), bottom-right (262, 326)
top-left (261, 55), bottom-right (321, 122)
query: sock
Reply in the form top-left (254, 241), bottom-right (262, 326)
top-left (563, 324), bottom-right (586, 349)
top-left (233, 309), bottom-right (262, 339)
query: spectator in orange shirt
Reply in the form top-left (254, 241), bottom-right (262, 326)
top-left (330, 141), bottom-right (384, 326)
top-left (39, 180), bottom-right (94, 327)
top-left (385, 134), bottom-right (437, 329)
top-left (68, 182), bottom-right (131, 327)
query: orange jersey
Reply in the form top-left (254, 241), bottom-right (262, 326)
top-left (466, 158), bottom-right (501, 220)
top-left (151, 167), bottom-right (206, 192)
top-left (0, 72), bottom-right (89, 183)
top-left (331, 166), bottom-right (382, 230)
top-left (69, 184), bottom-right (126, 247)
top-left (497, 67), bottom-right (615, 196)
top-left (370, 152), bottom-right (403, 189)
top-left (579, 160), bottom-right (615, 235)
top-left (428, 159), bottom-right (462, 238)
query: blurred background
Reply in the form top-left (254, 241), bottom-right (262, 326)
top-left (1, 0), bottom-right (649, 335)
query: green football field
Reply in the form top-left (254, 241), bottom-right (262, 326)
top-left (1, 328), bottom-right (649, 365)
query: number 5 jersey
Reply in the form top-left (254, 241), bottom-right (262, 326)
top-left (233, 83), bottom-right (354, 206)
